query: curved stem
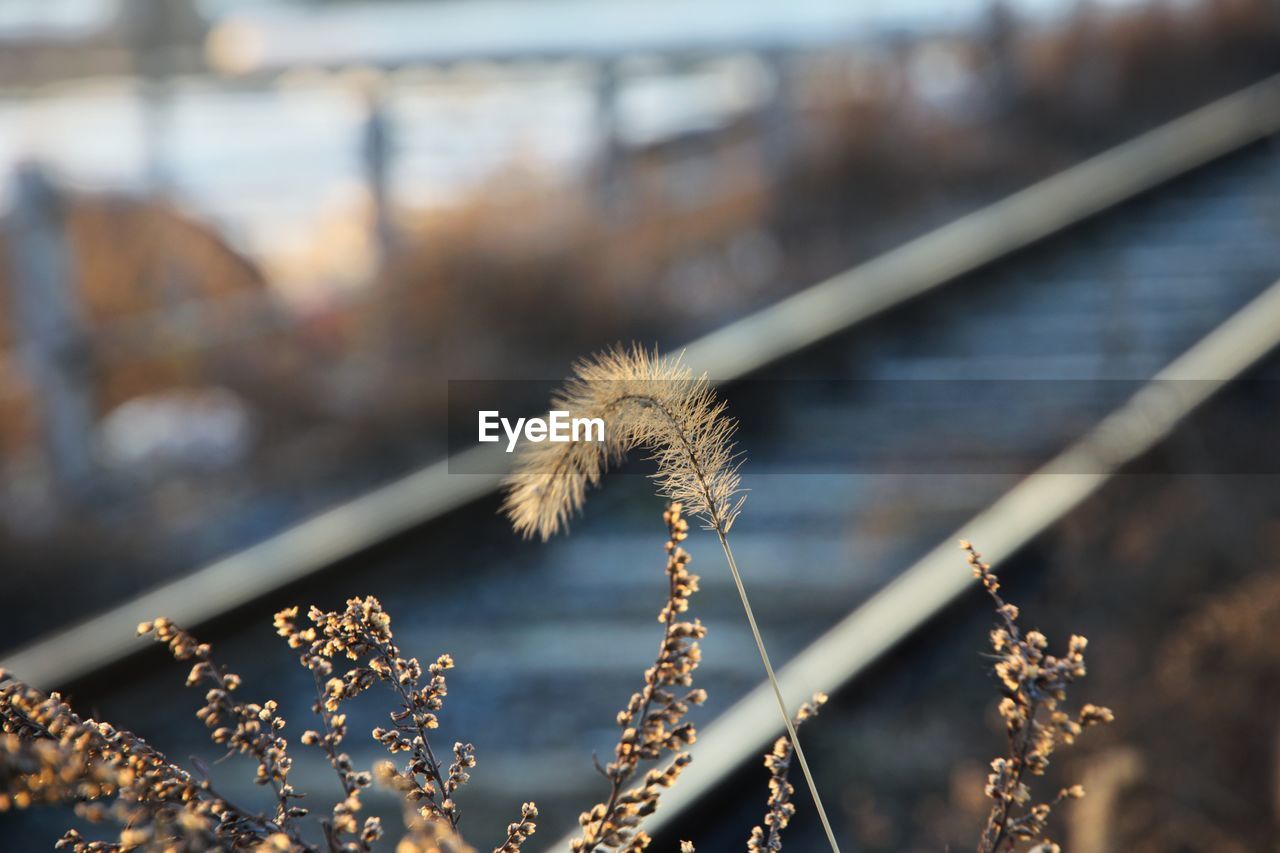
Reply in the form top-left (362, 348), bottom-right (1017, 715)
top-left (717, 534), bottom-right (841, 853)
top-left (610, 391), bottom-right (840, 851)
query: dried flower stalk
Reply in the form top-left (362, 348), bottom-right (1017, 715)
top-left (274, 606), bottom-right (378, 851)
top-left (494, 802), bottom-right (539, 852)
top-left (3, 599), bottom-right (536, 852)
top-left (275, 597), bottom-right (469, 832)
top-left (0, 515), bottom-right (1123, 850)
top-left (963, 542), bottom-right (1113, 853)
top-left (138, 617), bottom-right (310, 846)
top-left (503, 346), bottom-right (840, 852)
top-left (747, 693), bottom-right (827, 852)
top-left (573, 503), bottom-right (706, 851)
top-left (0, 671), bottom-right (237, 851)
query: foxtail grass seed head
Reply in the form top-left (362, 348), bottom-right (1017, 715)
top-left (503, 346), bottom-right (745, 539)
top-left (507, 348), bottom-right (839, 852)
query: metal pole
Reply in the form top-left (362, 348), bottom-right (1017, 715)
top-left (5, 165), bottom-right (97, 499)
top-left (362, 83), bottom-right (396, 259)
top-left (762, 49), bottom-right (794, 182)
top-left (594, 58), bottom-right (625, 214)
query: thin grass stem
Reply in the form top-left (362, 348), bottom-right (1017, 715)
top-left (717, 533), bottom-right (840, 853)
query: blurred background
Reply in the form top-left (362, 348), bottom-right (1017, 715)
top-left (2, 0), bottom-right (1280, 850)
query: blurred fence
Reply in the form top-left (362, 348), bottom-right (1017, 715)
top-left (0, 0), bottom-right (1277, 538)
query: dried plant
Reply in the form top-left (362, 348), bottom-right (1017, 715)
top-left (1, 598), bottom-right (538, 852)
top-left (0, 669), bottom-right (310, 851)
top-left (746, 693), bottom-right (827, 852)
top-left (572, 502), bottom-right (706, 852)
top-left (0, 501), bottom-right (846, 852)
top-left (502, 347), bottom-right (743, 542)
top-left (492, 802), bottom-right (538, 853)
top-left (963, 542), bottom-right (1114, 853)
top-left (0, 675), bottom-right (228, 851)
top-left (502, 345), bottom-right (840, 852)
top-left (0, 482), bottom-right (1122, 851)
top-left (138, 618), bottom-right (306, 842)
top-left (270, 599), bottom-right (464, 832)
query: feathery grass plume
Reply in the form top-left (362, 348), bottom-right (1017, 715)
top-left (962, 542), bottom-right (1113, 853)
top-left (503, 345), bottom-right (840, 853)
top-left (747, 693), bottom-right (827, 852)
top-left (572, 503), bottom-right (706, 852)
top-left (503, 345), bottom-right (744, 540)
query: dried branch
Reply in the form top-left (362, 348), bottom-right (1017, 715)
top-left (963, 542), bottom-right (1113, 853)
top-left (747, 693), bottom-right (828, 852)
top-left (573, 503), bottom-right (705, 852)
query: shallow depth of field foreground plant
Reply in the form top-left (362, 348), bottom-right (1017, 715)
top-left (964, 542), bottom-right (1114, 852)
top-left (1, 593), bottom-right (539, 853)
top-left (0, 510), bottom-right (1111, 850)
top-left (0, 353), bottom-right (1116, 852)
top-left (0, 500), bottom-right (828, 852)
top-left (501, 346), bottom-right (842, 852)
